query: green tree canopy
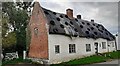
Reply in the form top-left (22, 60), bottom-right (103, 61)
top-left (2, 32), bottom-right (16, 49)
top-left (2, 13), bottom-right (17, 52)
top-left (2, 1), bottom-right (33, 54)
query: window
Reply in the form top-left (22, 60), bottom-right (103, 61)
top-left (34, 27), bottom-right (38, 35)
top-left (112, 42), bottom-right (114, 47)
top-left (86, 44), bottom-right (91, 52)
top-left (55, 45), bottom-right (60, 54)
top-left (69, 44), bottom-right (76, 53)
top-left (99, 43), bottom-right (101, 47)
top-left (102, 42), bottom-right (106, 49)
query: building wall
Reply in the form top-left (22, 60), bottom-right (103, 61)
top-left (115, 35), bottom-right (119, 50)
top-left (107, 41), bottom-right (116, 52)
top-left (28, 2), bottom-right (49, 59)
top-left (48, 34), bottom-right (116, 64)
top-left (28, 2), bottom-right (116, 64)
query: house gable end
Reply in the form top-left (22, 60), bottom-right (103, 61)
top-left (28, 2), bottom-right (49, 59)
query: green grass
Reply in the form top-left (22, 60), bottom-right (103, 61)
top-left (106, 51), bottom-right (120, 59)
top-left (61, 55), bottom-right (109, 65)
top-left (51, 51), bottom-right (120, 66)
top-left (2, 51), bottom-right (120, 66)
top-left (2, 58), bottom-right (32, 66)
top-left (51, 55), bottom-right (109, 66)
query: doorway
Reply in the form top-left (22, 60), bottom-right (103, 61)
top-left (94, 42), bottom-right (98, 54)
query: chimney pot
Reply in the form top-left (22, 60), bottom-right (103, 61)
top-left (66, 8), bottom-right (73, 19)
top-left (91, 19), bottom-right (94, 22)
top-left (77, 15), bottom-right (81, 19)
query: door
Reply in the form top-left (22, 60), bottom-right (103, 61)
top-left (94, 42), bottom-right (98, 54)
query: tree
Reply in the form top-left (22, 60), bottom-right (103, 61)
top-left (2, 1), bottom-right (33, 55)
top-left (2, 32), bottom-right (16, 52)
top-left (2, 14), bottom-right (17, 52)
top-left (2, 14), bottom-right (9, 38)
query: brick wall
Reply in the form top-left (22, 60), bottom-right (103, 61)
top-left (28, 2), bottom-right (49, 59)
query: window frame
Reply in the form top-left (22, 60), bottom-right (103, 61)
top-left (102, 42), bottom-right (106, 49)
top-left (86, 44), bottom-right (91, 52)
top-left (99, 43), bottom-right (101, 47)
top-left (69, 44), bottom-right (76, 53)
top-left (55, 45), bottom-right (60, 54)
top-left (34, 27), bottom-right (38, 35)
top-left (112, 42), bottom-right (114, 47)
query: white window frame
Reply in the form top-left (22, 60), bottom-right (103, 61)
top-left (99, 43), bottom-right (101, 47)
top-left (55, 45), bottom-right (60, 54)
top-left (102, 42), bottom-right (106, 49)
top-left (69, 44), bottom-right (76, 53)
top-left (112, 42), bottom-right (114, 47)
top-left (86, 44), bottom-right (91, 52)
top-left (34, 27), bottom-right (38, 35)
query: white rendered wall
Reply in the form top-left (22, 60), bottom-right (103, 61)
top-left (48, 34), bottom-right (116, 64)
top-left (95, 38), bottom-right (108, 53)
top-left (107, 41), bottom-right (116, 52)
top-left (115, 35), bottom-right (119, 50)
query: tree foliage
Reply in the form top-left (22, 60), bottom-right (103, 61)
top-left (2, 1), bottom-right (33, 53)
top-left (2, 14), bottom-right (17, 50)
top-left (2, 32), bottom-right (16, 49)
top-left (2, 15), bottom-right (9, 37)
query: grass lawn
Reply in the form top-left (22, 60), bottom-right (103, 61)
top-left (2, 58), bottom-right (33, 66)
top-left (61, 55), bottom-right (109, 65)
top-left (2, 51), bottom-right (120, 66)
top-left (2, 57), bottom-right (43, 66)
top-left (51, 51), bottom-right (120, 66)
top-left (106, 51), bottom-right (120, 59)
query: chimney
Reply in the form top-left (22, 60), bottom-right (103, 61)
top-left (91, 19), bottom-right (94, 22)
top-left (66, 9), bottom-right (73, 19)
top-left (77, 15), bottom-right (81, 19)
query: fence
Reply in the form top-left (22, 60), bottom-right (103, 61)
top-left (4, 51), bottom-right (19, 61)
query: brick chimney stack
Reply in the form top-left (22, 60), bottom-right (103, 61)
top-left (77, 15), bottom-right (81, 19)
top-left (66, 9), bottom-right (73, 19)
top-left (91, 19), bottom-right (94, 22)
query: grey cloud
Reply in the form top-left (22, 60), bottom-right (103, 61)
top-left (40, 0), bottom-right (119, 2)
top-left (41, 2), bottom-right (62, 11)
top-left (71, 2), bottom-right (118, 34)
top-left (40, 2), bottom-right (118, 34)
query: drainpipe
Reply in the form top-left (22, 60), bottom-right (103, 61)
top-left (115, 37), bottom-right (118, 51)
top-left (108, 44), bottom-right (110, 56)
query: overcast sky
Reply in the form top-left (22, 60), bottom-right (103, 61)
top-left (38, 0), bottom-right (118, 34)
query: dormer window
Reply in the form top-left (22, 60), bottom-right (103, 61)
top-left (34, 27), bottom-right (38, 35)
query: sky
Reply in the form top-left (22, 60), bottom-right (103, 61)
top-left (36, 0), bottom-right (118, 35)
top-left (2, 0), bottom-right (118, 35)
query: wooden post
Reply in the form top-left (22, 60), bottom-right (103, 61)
top-left (16, 51), bottom-right (19, 58)
top-left (23, 51), bottom-right (26, 59)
